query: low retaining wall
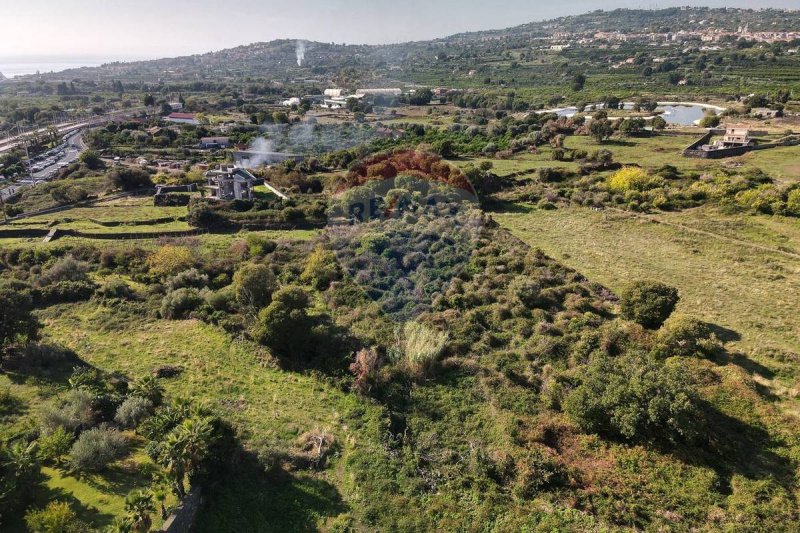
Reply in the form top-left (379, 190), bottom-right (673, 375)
top-left (0, 227), bottom-right (202, 241)
top-left (160, 489), bottom-right (202, 533)
top-left (684, 133), bottom-right (800, 159)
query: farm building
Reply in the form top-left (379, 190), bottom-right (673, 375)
top-left (199, 136), bottom-right (230, 149)
top-left (165, 112), bottom-right (200, 125)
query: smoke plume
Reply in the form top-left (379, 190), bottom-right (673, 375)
top-left (296, 40), bottom-right (306, 67)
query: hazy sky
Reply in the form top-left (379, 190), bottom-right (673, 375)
top-left (1, 0), bottom-right (798, 59)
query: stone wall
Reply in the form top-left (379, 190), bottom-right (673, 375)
top-left (159, 489), bottom-right (203, 533)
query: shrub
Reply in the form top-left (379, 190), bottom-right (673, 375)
top-left (37, 426), bottom-right (74, 464)
top-left (699, 114), bottom-right (721, 128)
top-left (350, 347), bottom-right (381, 394)
top-left (160, 288), bottom-right (203, 319)
top-left (128, 375), bottom-right (164, 405)
top-left (95, 278), bottom-right (133, 300)
top-left (246, 234), bottom-right (277, 257)
top-left (251, 286), bottom-right (312, 358)
top-left (607, 167), bottom-right (658, 193)
top-left (69, 426), bottom-right (127, 472)
top-left (0, 284), bottom-right (38, 349)
top-left (37, 280), bottom-right (96, 304)
top-left (148, 245), bottom-right (194, 277)
top-left (398, 321), bottom-right (448, 378)
top-left (79, 150), bottom-right (103, 170)
top-left (233, 263), bottom-right (277, 310)
top-left (166, 268), bottom-right (209, 291)
top-left (39, 256), bottom-right (89, 285)
top-left (619, 280), bottom-right (679, 329)
top-left (509, 278), bottom-right (543, 308)
top-left (40, 389), bottom-right (94, 435)
top-left (114, 396), bottom-right (153, 428)
top-left (513, 446), bottom-right (562, 498)
top-left (300, 247), bottom-right (341, 290)
top-left (107, 167), bottom-right (153, 191)
top-left (205, 286), bottom-right (235, 312)
top-left (785, 189), bottom-right (800, 217)
top-left (653, 315), bottom-right (718, 358)
top-left (564, 355), bottom-right (701, 443)
top-left (25, 501), bottom-right (88, 533)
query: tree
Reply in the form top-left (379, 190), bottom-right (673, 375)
top-left (651, 116), bottom-right (667, 130)
top-left (79, 150), bottom-right (103, 170)
top-left (620, 280), bottom-right (679, 329)
top-left (124, 490), bottom-right (155, 533)
top-left (156, 418), bottom-right (213, 498)
top-left (251, 286), bottom-right (313, 358)
top-left (619, 117), bottom-right (646, 136)
top-left (408, 89), bottom-right (433, 106)
top-left (232, 263), bottom-right (277, 310)
top-left (1, 440), bottom-right (41, 514)
top-left (564, 354), bottom-right (701, 443)
top-left (699, 114), bottom-right (721, 128)
top-left (590, 119), bottom-right (614, 143)
top-left (107, 168), bottom-right (153, 191)
top-left (0, 285), bottom-right (38, 358)
top-left (571, 73), bottom-right (586, 92)
top-left (143, 94), bottom-right (155, 107)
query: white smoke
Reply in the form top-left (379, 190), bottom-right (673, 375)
top-left (244, 137), bottom-right (276, 168)
top-left (296, 40), bottom-right (306, 67)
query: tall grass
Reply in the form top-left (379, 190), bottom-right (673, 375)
top-left (399, 321), bottom-right (449, 378)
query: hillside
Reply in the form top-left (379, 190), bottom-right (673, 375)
top-left (16, 7), bottom-right (800, 85)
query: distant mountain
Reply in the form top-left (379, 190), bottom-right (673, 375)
top-left (13, 7), bottom-right (800, 84)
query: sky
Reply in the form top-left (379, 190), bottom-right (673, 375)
top-left (0, 0), bottom-right (798, 60)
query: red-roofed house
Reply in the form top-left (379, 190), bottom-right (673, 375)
top-left (165, 112), bottom-right (199, 125)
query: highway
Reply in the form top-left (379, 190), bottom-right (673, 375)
top-left (0, 130), bottom-right (86, 201)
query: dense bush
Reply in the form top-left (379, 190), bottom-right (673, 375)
top-left (95, 278), bottom-right (134, 300)
top-left (653, 315), bottom-right (718, 359)
top-left (38, 256), bottom-right (89, 286)
top-left (160, 288), bottom-right (203, 319)
top-left (300, 247), bottom-right (341, 290)
top-left (37, 280), bottom-right (97, 305)
top-left (107, 167), bottom-right (154, 191)
top-left (148, 245), bottom-right (194, 277)
top-left (564, 355), bottom-right (701, 444)
top-left (607, 167), bottom-right (662, 193)
top-left (166, 268), bottom-right (209, 291)
top-left (40, 389), bottom-right (95, 435)
top-left (251, 286), bottom-right (322, 361)
top-left (37, 426), bottom-right (74, 464)
top-left (0, 284), bottom-right (38, 350)
top-left (114, 396), bottom-right (154, 428)
top-left (69, 426), bottom-right (127, 472)
top-left (246, 234), bottom-right (277, 257)
top-left (619, 280), bottom-right (679, 329)
top-left (25, 501), bottom-right (88, 533)
top-left (233, 263), bottom-right (276, 310)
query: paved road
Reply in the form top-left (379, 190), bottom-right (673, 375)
top-left (0, 130), bottom-right (86, 201)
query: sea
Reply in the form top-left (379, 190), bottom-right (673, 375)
top-left (0, 56), bottom-right (145, 78)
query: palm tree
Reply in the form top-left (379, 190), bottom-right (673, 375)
top-left (156, 417), bottom-right (213, 499)
top-left (124, 490), bottom-right (155, 533)
top-left (129, 376), bottom-right (164, 406)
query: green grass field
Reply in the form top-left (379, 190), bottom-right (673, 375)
top-left (30, 303), bottom-right (389, 531)
top-left (495, 205), bottom-right (800, 419)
